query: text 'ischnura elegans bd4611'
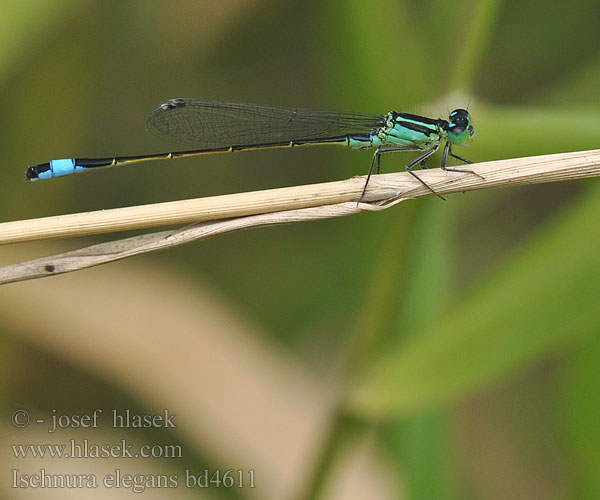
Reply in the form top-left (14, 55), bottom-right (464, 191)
top-left (26, 98), bottom-right (479, 199)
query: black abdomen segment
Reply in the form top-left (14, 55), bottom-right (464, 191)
top-left (25, 135), bottom-right (362, 180)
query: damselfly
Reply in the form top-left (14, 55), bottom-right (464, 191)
top-left (26, 98), bottom-right (478, 199)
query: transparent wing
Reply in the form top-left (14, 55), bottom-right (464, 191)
top-left (147, 98), bottom-right (386, 147)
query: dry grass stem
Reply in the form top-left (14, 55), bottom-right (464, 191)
top-left (1, 149), bottom-right (599, 284)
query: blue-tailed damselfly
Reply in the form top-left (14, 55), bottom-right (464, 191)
top-left (26, 98), bottom-right (477, 199)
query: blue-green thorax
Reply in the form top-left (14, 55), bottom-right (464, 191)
top-left (371, 108), bottom-right (474, 149)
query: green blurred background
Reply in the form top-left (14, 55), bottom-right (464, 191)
top-left (1, 0), bottom-right (600, 498)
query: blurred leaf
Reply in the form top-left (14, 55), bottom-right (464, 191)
top-left (0, 0), bottom-right (87, 84)
top-left (559, 336), bottom-right (600, 499)
top-left (383, 412), bottom-right (452, 500)
top-left (348, 182), bottom-right (600, 417)
top-left (533, 58), bottom-right (600, 109)
top-left (478, 1), bottom-right (600, 103)
top-left (374, 202), bottom-right (456, 500)
top-left (473, 106), bottom-right (600, 162)
top-left (319, 0), bottom-right (434, 105)
top-left (449, 0), bottom-right (502, 92)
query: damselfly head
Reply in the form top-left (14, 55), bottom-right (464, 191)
top-left (447, 109), bottom-right (473, 145)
